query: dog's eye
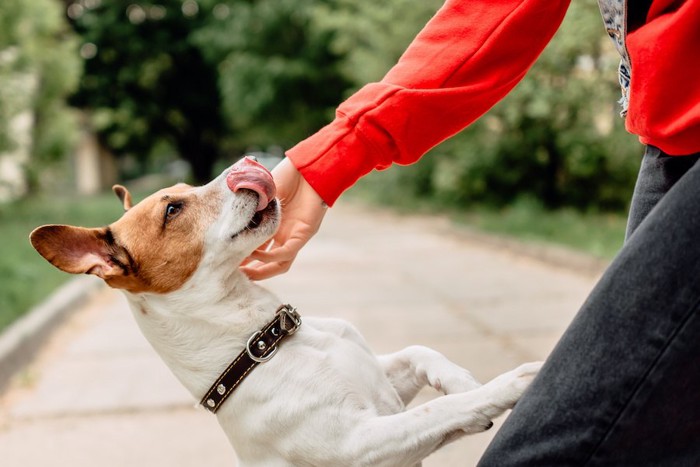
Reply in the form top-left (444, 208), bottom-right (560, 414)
top-left (164, 202), bottom-right (183, 222)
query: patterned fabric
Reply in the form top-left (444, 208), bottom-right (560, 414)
top-left (597, 0), bottom-right (630, 117)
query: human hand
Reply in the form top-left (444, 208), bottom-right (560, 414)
top-left (240, 157), bottom-right (327, 280)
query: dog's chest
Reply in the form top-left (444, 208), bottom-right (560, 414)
top-left (218, 326), bottom-right (406, 461)
top-left (307, 333), bottom-right (404, 415)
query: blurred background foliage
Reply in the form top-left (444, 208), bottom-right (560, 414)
top-left (0, 0), bottom-right (644, 328)
top-left (0, 0), bottom-right (82, 190)
top-left (68, 0), bottom-right (353, 183)
top-left (1, 0), bottom-right (641, 206)
top-left (347, 1), bottom-right (641, 212)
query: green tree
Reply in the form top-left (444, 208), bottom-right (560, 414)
top-left (194, 0), bottom-right (351, 150)
top-left (68, 0), bottom-right (226, 183)
top-left (0, 0), bottom-right (81, 189)
top-left (312, 0), bottom-right (443, 86)
top-left (68, 0), bottom-right (351, 183)
top-left (325, 1), bottom-right (641, 212)
top-left (427, 1), bottom-right (641, 211)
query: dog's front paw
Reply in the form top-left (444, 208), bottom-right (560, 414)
top-left (486, 361), bottom-right (543, 410)
top-left (507, 361), bottom-right (542, 387)
top-left (430, 366), bottom-right (482, 395)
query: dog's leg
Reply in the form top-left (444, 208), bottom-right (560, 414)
top-left (377, 345), bottom-right (482, 405)
top-left (343, 362), bottom-right (541, 466)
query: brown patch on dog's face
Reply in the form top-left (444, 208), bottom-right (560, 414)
top-left (32, 159), bottom-right (280, 295)
top-left (31, 183), bottom-right (223, 294)
top-left (105, 183), bottom-right (222, 293)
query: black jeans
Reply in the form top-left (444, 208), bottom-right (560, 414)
top-left (479, 146), bottom-right (700, 466)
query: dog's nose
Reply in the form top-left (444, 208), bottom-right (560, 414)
top-left (226, 156), bottom-right (276, 211)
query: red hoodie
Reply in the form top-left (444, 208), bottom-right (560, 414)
top-left (287, 0), bottom-right (700, 206)
top-left (626, 0), bottom-right (700, 154)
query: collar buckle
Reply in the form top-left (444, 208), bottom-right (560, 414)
top-left (277, 304), bottom-right (302, 335)
top-left (200, 304), bottom-right (302, 413)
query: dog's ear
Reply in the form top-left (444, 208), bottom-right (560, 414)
top-left (30, 225), bottom-right (123, 280)
top-left (112, 184), bottom-right (133, 211)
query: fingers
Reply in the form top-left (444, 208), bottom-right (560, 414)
top-left (240, 259), bottom-right (292, 281)
top-left (238, 157), bottom-right (328, 281)
top-left (248, 245), bottom-right (292, 262)
top-left (240, 240), bottom-right (301, 280)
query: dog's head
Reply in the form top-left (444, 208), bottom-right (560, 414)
top-left (30, 157), bottom-right (279, 294)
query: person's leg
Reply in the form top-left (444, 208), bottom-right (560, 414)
top-left (478, 149), bottom-right (700, 466)
top-left (626, 146), bottom-right (700, 239)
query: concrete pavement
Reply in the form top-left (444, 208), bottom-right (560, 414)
top-left (0, 202), bottom-right (601, 466)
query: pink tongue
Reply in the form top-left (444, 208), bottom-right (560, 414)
top-left (226, 157), bottom-right (276, 212)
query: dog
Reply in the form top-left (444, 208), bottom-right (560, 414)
top-left (30, 156), bottom-right (541, 466)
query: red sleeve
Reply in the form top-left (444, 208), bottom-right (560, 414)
top-left (286, 0), bottom-right (571, 206)
top-left (627, 0), bottom-right (700, 155)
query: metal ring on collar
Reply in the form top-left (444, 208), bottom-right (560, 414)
top-left (246, 331), bottom-right (277, 363)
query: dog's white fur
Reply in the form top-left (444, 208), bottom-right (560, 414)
top-left (31, 163), bottom-right (541, 466)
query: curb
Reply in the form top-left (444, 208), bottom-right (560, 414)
top-left (0, 276), bottom-right (104, 393)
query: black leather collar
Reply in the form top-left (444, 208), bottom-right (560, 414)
top-left (200, 304), bottom-right (302, 414)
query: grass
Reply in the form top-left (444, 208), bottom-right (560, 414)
top-left (449, 200), bottom-right (627, 260)
top-left (0, 190), bottom-right (128, 332)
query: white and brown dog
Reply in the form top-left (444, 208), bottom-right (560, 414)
top-left (30, 157), bottom-right (541, 466)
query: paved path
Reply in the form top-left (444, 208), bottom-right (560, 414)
top-left (0, 203), bottom-right (601, 466)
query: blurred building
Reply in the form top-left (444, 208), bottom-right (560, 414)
top-left (0, 48), bottom-right (37, 203)
top-left (72, 122), bottom-right (117, 196)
